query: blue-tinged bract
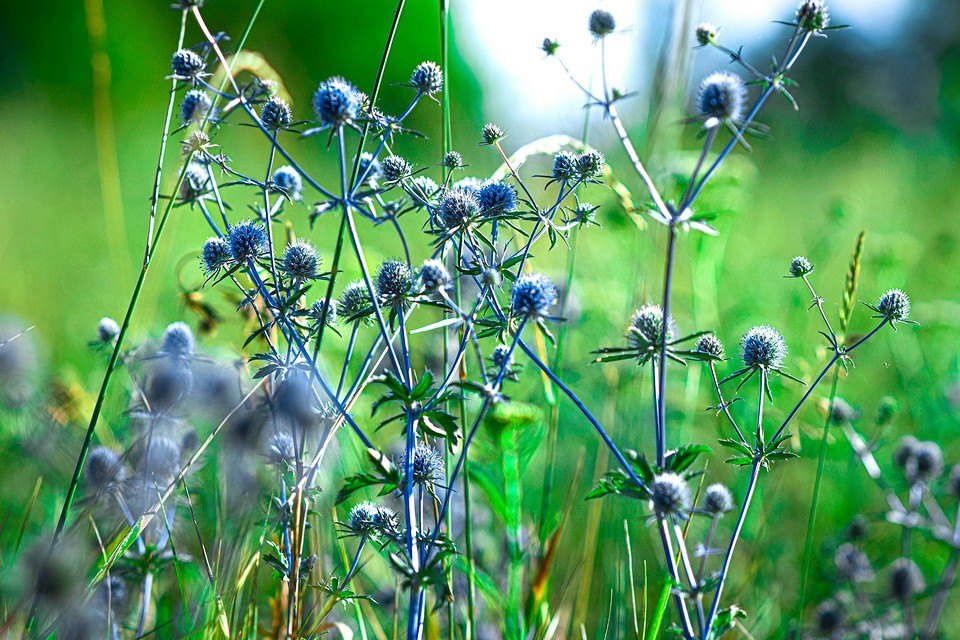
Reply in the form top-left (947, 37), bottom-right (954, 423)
top-left (171, 48), bottom-right (205, 80)
top-left (436, 188), bottom-right (480, 230)
top-left (381, 155), bottom-right (412, 183)
top-left (376, 260), bottom-right (417, 309)
top-left (179, 89), bottom-right (212, 125)
top-left (312, 76), bottom-right (361, 127)
top-left (419, 259), bottom-right (450, 293)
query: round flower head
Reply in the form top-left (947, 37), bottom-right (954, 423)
top-left (273, 165), bottom-right (303, 201)
top-left (541, 38), bottom-right (560, 56)
top-left (576, 151), bottom-right (605, 180)
top-left (179, 162), bottom-right (210, 203)
top-left (815, 599), bottom-right (844, 635)
top-left (201, 236), bottom-right (232, 274)
top-left (171, 48), bottom-right (205, 81)
top-left (376, 260), bottom-right (417, 308)
top-left (739, 325), bottom-right (787, 369)
top-left (373, 505), bottom-right (400, 534)
top-left (477, 180), bottom-right (518, 214)
top-left (442, 151), bottom-right (464, 170)
top-left (697, 71), bottom-right (746, 123)
top-left (436, 187), bottom-right (480, 230)
top-left (179, 89), bottom-right (212, 125)
top-left (552, 151), bottom-right (578, 182)
top-left (147, 362), bottom-right (193, 408)
top-left (268, 431), bottom-right (295, 466)
top-left (260, 96), bottom-right (292, 130)
top-left (789, 255), bottom-right (814, 278)
top-left (906, 440), bottom-right (943, 484)
top-left (875, 289), bottom-right (911, 324)
top-left (492, 344), bottom-right (513, 369)
top-left (161, 321), bottom-right (195, 360)
top-left (412, 443), bottom-right (445, 486)
top-left (308, 299), bottom-right (337, 328)
top-left (312, 76), bottom-right (361, 126)
top-left (797, 0), bottom-right (830, 32)
top-left (835, 543), bottom-right (874, 583)
top-left (629, 304), bottom-right (676, 352)
top-left (702, 483), bottom-right (734, 516)
top-left (347, 501), bottom-right (379, 536)
top-left (510, 273), bottom-right (558, 319)
top-left (846, 515), bottom-right (868, 541)
top-left (889, 558), bottom-right (924, 601)
top-left (357, 152), bottom-right (382, 182)
top-left (480, 123), bottom-right (505, 145)
top-left (86, 446), bottom-right (127, 491)
top-left (419, 259), bottom-right (451, 293)
top-left (588, 9), bottom-right (616, 38)
top-left (695, 333), bottom-right (724, 359)
top-left (408, 176), bottom-right (440, 209)
top-left (481, 267), bottom-right (502, 288)
top-left (695, 22), bottom-right (718, 46)
top-left (280, 241), bottom-right (320, 281)
top-left (828, 397), bottom-right (859, 424)
top-left (338, 280), bottom-right (373, 323)
top-left (893, 435), bottom-right (919, 468)
top-left (380, 155), bottom-right (412, 183)
top-left (409, 61), bottom-right (443, 95)
top-left (228, 220), bottom-right (267, 262)
top-left (649, 472), bottom-right (691, 517)
top-left (97, 317), bottom-right (120, 344)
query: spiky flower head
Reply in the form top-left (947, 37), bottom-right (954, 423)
top-left (576, 151), bottom-right (605, 180)
top-left (480, 123), bottom-right (505, 145)
top-left (875, 289), bottom-right (912, 325)
top-left (815, 599), bottom-right (844, 635)
top-left (436, 187), bottom-right (480, 230)
top-left (442, 151), bottom-right (464, 169)
top-left (629, 304), bottom-right (676, 355)
top-left (797, 0), bottom-right (830, 32)
top-left (588, 9), bottom-right (616, 38)
top-left (541, 38), bottom-right (560, 56)
top-left (268, 431), bottom-right (295, 466)
top-left (171, 48), bottom-right (205, 81)
top-left (835, 543), bottom-right (875, 583)
top-left (160, 321), bottom-right (195, 360)
top-left (338, 280), bottom-right (373, 323)
top-left (419, 259), bottom-right (451, 293)
top-left (905, 440), bottom-right (943, 485)
top-left (260, 96), bottom-right (292, 130)
top-left (477, 180), bottom-right (518, 214)
top-left (358, 152), bottom-right (382, 182)
top-left (308, 299), bottom-right (337, 329)
top-left (376, 260), bottom-right (417, 308)
top-left (228, 220), bottom-right (267, 262)
top-left (789, 255), bottom-right (814, 278)
top-left (551, 151), bottom-right (578, 182)
top-left (273, 166), bottom-right (303, 201)
top-left (86, 447), bottom-right (127, 491)
top-left (697, 71), bottom-right (746, 123)
top-left (312, 76), bottom-right (361, 126)
top-left (412, 443), bottom-right (445, 486)
top-left (889, 558), bottom-right (924, 601)
top-left (280, 241), bottom-right (320, 281)
top-left (409, 61), bottom-right (443, 95)
top-left (510, 273), bottom-right (558, 319)
top-left (649, 472), bottom-right (691, 517)
top-left (695, 22), bottom-right (718, 46)
top-left (97, 317), bottom-right (120, 344)
top-left (481, 267), bottom-right (502, 288)
top-left (179, 162), bottom-right (210, 203)
top-left (347, 501), bottom-right (379, 536)
top-left (380, 155), bottom-right (412, 183)
top-left (695, 333), bottom-right (724, 359)
top-left (702, 483), bottom-right (734, 515)
top-left (492, 344), bottom-right (513, 369)
top-left (201, 236), bottom-right (232, 274)
top-left (739, 325), bottom-right (787, 369)
top-left (829, 397), bottom-right (859, 424)
top-left (179, 89), bottom-right (212, 125)
top-left (373, 505), bottom-right (400, 534)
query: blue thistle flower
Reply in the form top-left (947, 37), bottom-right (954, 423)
top-left (442, 151), bottom-right (464, 169)
top-left (630, 305), bottom-right (675, 351)
top-left (376, 260), bottom-right (418, 309)
top-left (510, 273), bottom-right (558, 319)
top-left (179, 162), bottom-right (211, 204)
top-left (480, 123), bottom-right (505, 145)
top-left (477, 180), bottom-right (518, 214)
top-left (308, 299), bottom-right (337, 328)
top-left (492, 344), bottom-right (513, 369)
top-left (97, 317), bottom-right (120, 344)
top-left (260, 96), bottom-right (292, 130)
top-left (228, 220), bottom-right (267, 262)
top-left (201, 236), bottom-right (232, 274)
top-left (409, 61), bottom-right (443, 95)
top-left (160, 321), bottom-right (195, 360)
top-left (588, 9), bottom-right (616, 38)
top-left (649, 472), bottom-right (691, 518)
top-left (576, 151), bottom-right (605, 180)
top-left (702, 483), bottom-right (734, 515)
top-left (551, 151), bottom-right (578, 182)
top-left (280, 241), bottom-right (320, 282)
top-left (695, 333), bottom-right (724, 359)
top-left (357, 152), bottom-right (382, 183)
top-left (380, 155), bottom-right (412, 183)
top-left (419, 259), bottom-right (451, 293)
top-left (436, 187), bottom-right (480, 229)
top-left (789, 256), bottom-right (814, 278)
top-left (797, 0), bottom-right (830, 32)
top-left (272, 165), bottom-right (303, 201)
top-left (312, 76), bottom-right (361, 127)
top-left (338, 280), bottom-right (373, 324)
top-left (875, 289), bottom-right (911, 324)
top-left (347, 501), bottom-right (379, 536)
top-left (179, 89), bottom-right (212, 125)
top-left (411, 443), bottom-right (445, 486)
top-left (86, 447), bottom-right (127, 491)
top-left (739, 325), bottom-right (787, 369)
top-left (697, 71), bottom-right (746, 123)
top-left (171, 48), bottom-right (205, 81)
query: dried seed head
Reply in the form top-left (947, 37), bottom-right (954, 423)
top-left (697, 71), bottom-right (746, 123)
top-left (650, 472), bottom-right (691, 517)
top-left (739, 325), bottom-right (787, 369)
top-left (510, 273), bottom-right (558, 319)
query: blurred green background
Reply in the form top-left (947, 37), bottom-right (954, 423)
top-left (2, 0), bottom-right (960, 635)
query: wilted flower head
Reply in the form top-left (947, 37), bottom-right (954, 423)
top-left (874, 289), bottom-right (912, 326)
top-left (588, 9), bottom-right (616, 38)
top-left (695, 22), bottom-right (718, 46)
top-left (376, 260), bottom-right (417, 309)
top-left (171, 48), bottom-right (205, 82)
top-left (228, 220), bottom-right (267, 262)
top-left (261, 96), bottom-right (292, 130)
top-left (480, 123), bottom-right (505, 145)
top-left (835, 543), bottom-right (875, 583)
top-left (442, 151), bottom-right (464, 169)
top-left (702, 483), bottom-right (734, 515)
top-left (789, 256), bottom-right (814, 278)
top-left (179, 89), bottom-right (212, 125)
top-left (273, 166), bottom-right (303, 201)
top-left (419, 259), bottom-right (451, 293)
top-left (409, 61), bottom-right (443, 94)
top-left (889, 558), bottom-right (924, 600)
top-left (312, 76), bottom-right (361, 126)
top-left (796, 0), bottom-right (830, 32)
top-left (695, 333), bottom-right (724, 359)
top-left (477, 181), bottom-right (518, 214)
top-left (739, 325), bottom-right (787, 369)
top-left (381, 155), bottom-right (412, 183)
top-left (436, 188), bottom-right (480, 230)
top-left (510, 273), bottom-right (558, 319)
top-left (280, 241), bottom-right (320, 282)
top-left (201, 236), bottom-right (231, 274)
top-left (576, 151), bottom-right (605, 180)
top-left (412, 443), bottom-right (445, 486)
top-left (338, 280), bottom-right (373, 323)
top-left (697, 71), bottom-right (746, 124)
top-left (160, 321), bottom-right (195, 360)
top-left (86, 447), bottom-right (127, 492)
top-left (649, 472), bottom-right (691, 517)
top-left (97, 317), bottom-right (120, 344)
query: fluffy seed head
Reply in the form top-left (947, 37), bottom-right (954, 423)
top-left (442, 151), bottom-right (464, 169)
top-left (797, 0), bottom-right (830, 32)
top-left (889, 558), bottom-right (924, 600)
top-left (695, 333), bottom-right (724, 359)
top-left (412, 443), bottom-right (445, 486)
top-left (273, 166), bottom-right (303, 201)
top-left (789, 256), bottom-right (814, 278)
top-left (876, 289), bottom-right (911, 323)
top-left (410, 61), bottom-right (443, 94)
top-left (312, 76), bottom-right (361, 126)
top-left (161, 321), bottom-right (195, 359)
top-left (510, 273), bottom-right (558, 319)
top-left (171, 48), bottom-right (205, 80)
top-left (280, 241), bottom-right (320, 281)
top-left (696, 22), bottom-right (718, 46)
top-left (201, 236), bottom-right (232, 274)
top-left (376, 260), bottom-right (417, 308)
top-left (588, 9), bottom-right (616, 38)
top-left (477, 181), bottom-right (518, 214)
top-left (552, 151), bottom-right (578, 181)
top-left (260, 96), bottom-right (292, 130)
top-left (179, 89), bottom-right (212, 125)
top-left (97, 317), bottom-right (120, 343)
top-left (381, 155), bottom-right (412, 183)
top-left (697, 71), bottom-right (746, 122)
top-left (347, 501), bottom-right (379, 536)
top-left (650, 472), bottom-right (691, 517)
top-left (86, 447), bottom-right (127, 491)
top-left (702, 483), bottom-right (734, 515)
top-left (228, 220), bottom-right (267, 262)
top-left (481, 123), bottom-right (505, 145)
top-left (436, 187), bottom-right (480, 229)
top-left (338, 281), bottom-right (372, 323)
top-left (576, 151), bottom-right (605, 180)
top-left (419, 259), bottom-right (451, 293)
top-left (739, 325), bottom-right (787, 369)
top-left (835, 543), bottom-right (875, 583)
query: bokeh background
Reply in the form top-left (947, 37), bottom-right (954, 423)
top-left (2, 0), bottom-right (960, 635)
